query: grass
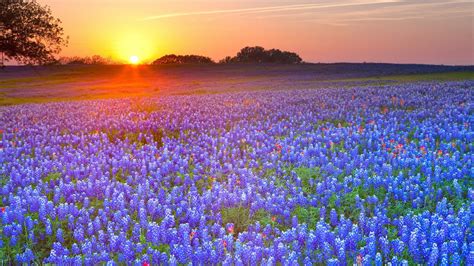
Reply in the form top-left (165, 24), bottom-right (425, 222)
top-left (130, 101), bottom-right (162, 114)
top-left (0, 96), bottom-right (65, 106)
top-left (44, 172), bottom-right (62, 183)
top-left (220, 206), bottom-right (276, 236)
top-left (104, 128), bottom-right (173, 147)
top-left (1, 65), bottom-right (471, 106)
top-left (339, 71), bottom-right (474, 83)
top-left (291, 205), bottom-right (320, 230)
top-left (0, 212), bottom-right (74, 264)
top-left (171, 89), bottom-right (213, 96)
top-left (293, 167), bottom-right (322, 194)
top-left (315, 118), bottom-right (351, 128)
top-left (0, 92), bottom-right (152, 106)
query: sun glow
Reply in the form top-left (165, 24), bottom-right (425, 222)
top-left (111, 29), bottom-right (161, 65)
top-left (129, 55), bottom-right (140, 64)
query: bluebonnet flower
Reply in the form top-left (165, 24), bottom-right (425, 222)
top-left (391, 256), bottom-right (398, 265)
top-left (169, 255), bottom-right (178, 266)
top-left (106, 260), bottom-right (117, 266)
top-left (330, 209), bottom-right (338, 226)
top-left (56, 228), bottom-right (64, 243)
top-left (327, 258), bottom-right (339, 266)
top-left (367, 232), bottom-right (376, 258)
top-left (451, 252), bottom-right (461, 265)
top-left (73, 226), bottom-right (85, 242)
top-left (409, 228), bottom-right (420, 260)
top-left (439, 253), bottom-right (449, 266)
top-left (467, 250), bottom-right (474, 266)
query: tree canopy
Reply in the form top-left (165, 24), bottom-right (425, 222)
top-left (220, 46), bottom-right (302, 64)
top-left (151, 47), bottom-right (303, 66)
top-left (0, 0), bottom-right (68, 65)
top-left (152, 54), bottom-right (215, 65)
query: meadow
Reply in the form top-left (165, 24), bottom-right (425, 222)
top-left (0, 65), bottom-right (473, 264)
top-left (1, 64), bottom-right (472, 105)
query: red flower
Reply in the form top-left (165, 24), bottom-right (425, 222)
top-left (271, 216), bottom-right (276, 222)
top-left (227, 224), bottom-right (234, 234)
top-left (189, 231), bottom-right (196, 240)
top-left (1, 207), bottom-right (5, 213)
top-left (275, 143), bottom-right (282, 154)
top-left (420, 146), bottom-right (427, 155)
top-left (222, 240), bottom-right (227, 248)
top-left (357, 254), bottom-right (363, 266)
top-left (142, 262), bottom-right (150, 266)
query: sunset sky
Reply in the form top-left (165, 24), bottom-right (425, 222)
top-left (44, 0), bottom-right (473, 65)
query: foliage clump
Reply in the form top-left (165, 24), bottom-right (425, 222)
top-left (152, 54), bottom-right (215, 65)
top-left (0, 0), bottom-right (68, 64)
top-left (220, 46), bottom-right (302, 64)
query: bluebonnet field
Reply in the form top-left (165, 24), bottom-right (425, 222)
top-left (0, 81), bottom-right (473, 265)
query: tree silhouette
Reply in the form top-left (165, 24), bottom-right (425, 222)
top-left (58, 55), bottom-right (115, 65)
top-left (0, 0), bottom-right (68, 65)
top-left (221, 46), bottom-right (302, 64)
top-left (152, 54), bottom-right (215, 65)
top-left (236, 46), bottom-right (267, 63)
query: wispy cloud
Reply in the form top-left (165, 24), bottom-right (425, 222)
top-left (140, 0), bottom-right (400, 21)
top-left (258, 0), bottom-right (473, 24)
top-left (140, 0), bottom-right (473, 25)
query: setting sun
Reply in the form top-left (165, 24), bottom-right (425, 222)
top-left (129, 55), bottom-right (140, 64)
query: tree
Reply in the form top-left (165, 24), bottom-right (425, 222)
top-left (218, 56), bottom-right (233, 64)
top-left (220, 46), bottom-right (303, 64)
top-left (58, 55), bottom-right (116, 65)
top-left (235, 46), bottom-right (267, 63)
top-left (152, 54), bottom-right (215, 65)
top-left (0, 0), bottom-right (68, 65)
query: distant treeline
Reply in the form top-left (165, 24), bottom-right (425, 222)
top-left (218, 46), bottom-right (302, 64)
top-left (54, 46), bottom-right (303, 65)
top-left (57, 55), bottom-right (116, 65)
top-left (153, 46), bottom-right (302, 65)
top-left (152, 54), bottom-right (214, 65)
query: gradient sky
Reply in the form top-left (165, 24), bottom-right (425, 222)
top-left (44, 0), bottom-right (473, 65)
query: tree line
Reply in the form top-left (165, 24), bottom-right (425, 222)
top-left (57, 55), bottom-right (115, 65)
top-left (56, 47), bottom-right (303, 66)
top-left (152, 47), bottom-right (302, 65)
top-left (218, 46), bottom-right (302, 64)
